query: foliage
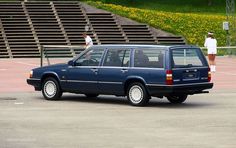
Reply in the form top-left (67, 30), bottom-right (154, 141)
top-left (89, 0), bottom-right (226, 14)
top-left (87, 1), bottom-right (228, 47)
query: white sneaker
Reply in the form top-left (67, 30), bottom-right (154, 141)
top-left (211, 65), bottom-right (216, 72)
top-left (210, 65), bottom-right (214, 72)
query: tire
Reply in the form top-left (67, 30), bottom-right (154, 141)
top-left (85, 94), bottom-right (99, 98)
top-left (42, 77), bottom-right (62, 100)
top-left (127, 82), bottom-right (150, 106)
top-left (167, 94), bottom-right (188, 104)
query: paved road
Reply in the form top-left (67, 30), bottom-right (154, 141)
top-left (0, 57), bottom-right (236, 147)
top-left (0, 91), bottom-right (235, 148)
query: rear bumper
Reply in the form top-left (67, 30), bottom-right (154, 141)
top-left (27, 78), bottom-right (41, 91)
top-left (147, 82), bottom-right (213, 96)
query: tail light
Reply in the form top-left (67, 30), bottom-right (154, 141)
top-left (166, 70), bottom-right (173, 85)
top-left (208, 68), bottom-right (211, 82)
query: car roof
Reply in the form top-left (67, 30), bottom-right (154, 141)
top-left (88, 44), bottom-right (198, 49)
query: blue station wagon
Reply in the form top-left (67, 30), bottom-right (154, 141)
top-left (27, 45), bottom-right (213, 106)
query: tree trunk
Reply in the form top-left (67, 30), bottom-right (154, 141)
top-left (208, 0), bottom-right (212, 6)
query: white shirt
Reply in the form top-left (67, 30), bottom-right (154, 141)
top-left (204, 37), bottom-right (217, 54)
top-left (85, 35), bottom-right (93, 48)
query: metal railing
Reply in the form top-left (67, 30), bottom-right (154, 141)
top-left (200, 46), bottom-right (236, 56)
top-left (39, 45), bottom-right (236, 67)
top-left (40, 45), bottom-right (85, 67)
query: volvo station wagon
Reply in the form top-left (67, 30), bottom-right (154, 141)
top-left (27, 45), bottom-right (213, 106)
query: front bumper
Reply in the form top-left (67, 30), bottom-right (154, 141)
top-left (27, 78), bottom-right (41, 91)
top-left (147, 82), bottom-right (213, 96)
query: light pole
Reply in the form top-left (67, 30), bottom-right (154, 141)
top-left (226, 0), bottom-right (235, 46)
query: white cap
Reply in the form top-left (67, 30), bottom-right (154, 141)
top-left (208, 32), bottom-right (213, 35)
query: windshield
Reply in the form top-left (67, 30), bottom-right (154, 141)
top-left (171, 48), bottom-right (206, 68)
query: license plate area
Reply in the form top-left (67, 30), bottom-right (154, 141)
top-left (182, 69), bottom-right (200, 81)
top-left (183, 72), bottom-right (197, 79)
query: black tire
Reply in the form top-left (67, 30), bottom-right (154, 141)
top-left (42, 77), bottom-right (62, 100)
top-left (167, 94), bottom-right (188, 104)
top-left (85, 94), bottom-right (99, 98)
top-left (127, 82), bottom-right (150, 106)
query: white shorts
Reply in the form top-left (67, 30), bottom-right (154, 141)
top-left (207, 48), bottom-right (217, 54)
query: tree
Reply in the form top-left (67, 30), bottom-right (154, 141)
top-left (208, 0), bottom-right (212, 6)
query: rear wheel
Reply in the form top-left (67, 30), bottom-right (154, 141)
top-left (42, 77), bottom-right (62, 100)
top-left (167, 94), bottom-right (188, 104)
top-left (127, 82), bottom-right (150, 106)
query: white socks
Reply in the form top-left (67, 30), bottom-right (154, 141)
top-left (210, 65), bottom-right (216, 72)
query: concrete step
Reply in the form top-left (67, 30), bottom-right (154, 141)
top-left (121, 25), bottom-right (148, 28)
top-left (39, 42), bottom-right (68, 45)
top-left (30, 15), bottom-right (55, 18)
top-left (89, 18), bottom-right (115, 21)
top-left (59, 15), bottom-right (85, 18)
top-left (9, 45), bottom-right (38, 48)
top-left (8, 42), bottom-right (38, 45)
top-left (5, 35), bottom-right (33, 39)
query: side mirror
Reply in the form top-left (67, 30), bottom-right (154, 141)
top-left (68, 60), bottom-right (74, 66)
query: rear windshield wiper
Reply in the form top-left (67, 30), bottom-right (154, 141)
top-left (175, 64), bottom-right (193, 68)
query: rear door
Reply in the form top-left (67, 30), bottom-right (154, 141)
top-left (98, 48), bottom-right (131, 95)
top-left (170, 47), bottom-right (209, 84)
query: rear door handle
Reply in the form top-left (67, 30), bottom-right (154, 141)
top-left (121, 69), bottom-right (128, 73)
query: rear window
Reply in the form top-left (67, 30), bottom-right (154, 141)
top-left (172, 48), bottom-right (205, 68)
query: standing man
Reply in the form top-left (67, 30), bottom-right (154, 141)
top-left (82, 32), bottom-right (93, 49)
top-left (204, 32), bottom-right (217, 72)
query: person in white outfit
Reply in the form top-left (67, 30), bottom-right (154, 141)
top-left (82, 32), bottom-right (93, 49)
top-left (204, 32), bottom-right (217, 72)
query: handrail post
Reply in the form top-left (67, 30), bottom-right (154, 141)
top-left (40, 45), bottom-right (43, 67)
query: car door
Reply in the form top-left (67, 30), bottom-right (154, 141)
top-left (170, 47), bottom-right (209, 85)
top-left (98, 48), bottom-right (131, 95)
top-left (66, 48), bottom-right (105, 94)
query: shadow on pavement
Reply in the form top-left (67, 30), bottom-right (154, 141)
top-left (36, 94), bottom-right (216, 109)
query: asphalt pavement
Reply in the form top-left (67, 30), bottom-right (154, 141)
top-left (0, 57), bottom-right (236, 148)
top-left (0, 91), bottom-right (235, 148)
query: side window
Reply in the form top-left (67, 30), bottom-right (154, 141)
top-left (134, 49), bottom-right (164, 68)
top-left (75, 49), bottom-right (104, 66)
top-left (103, 49), bottom-right (130, 67)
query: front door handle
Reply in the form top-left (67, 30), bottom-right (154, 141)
top-left (91, 68), bottom-right (98, 73)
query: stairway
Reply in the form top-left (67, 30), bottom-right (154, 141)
top-left (0, 2), bottom-right (39, 58)
top-left (87, 13), bottom-right (126, 44)
top-left (121, 25), bottom-right (156, 44)
top-left (0, 1), bottom-right (186, 58)
top-left (0, 31), bottom-right (8, 58)
top-left (25, 1), bottom-right (73, 57)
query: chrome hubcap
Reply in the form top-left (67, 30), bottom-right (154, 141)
top-left (44, 81), bottom-right (56, 98)
top-left (129, 85), bottom-right (143, 103)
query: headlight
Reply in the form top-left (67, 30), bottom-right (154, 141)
top-left (29, 70), bottom-right (33, 78)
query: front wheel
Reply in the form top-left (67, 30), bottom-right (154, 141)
top-left (127, 82), bottom-right (150, 106)
top-left (42, 77), bottom-right (62, 100)
top-left (167, 94), bottom-right (188, 104)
